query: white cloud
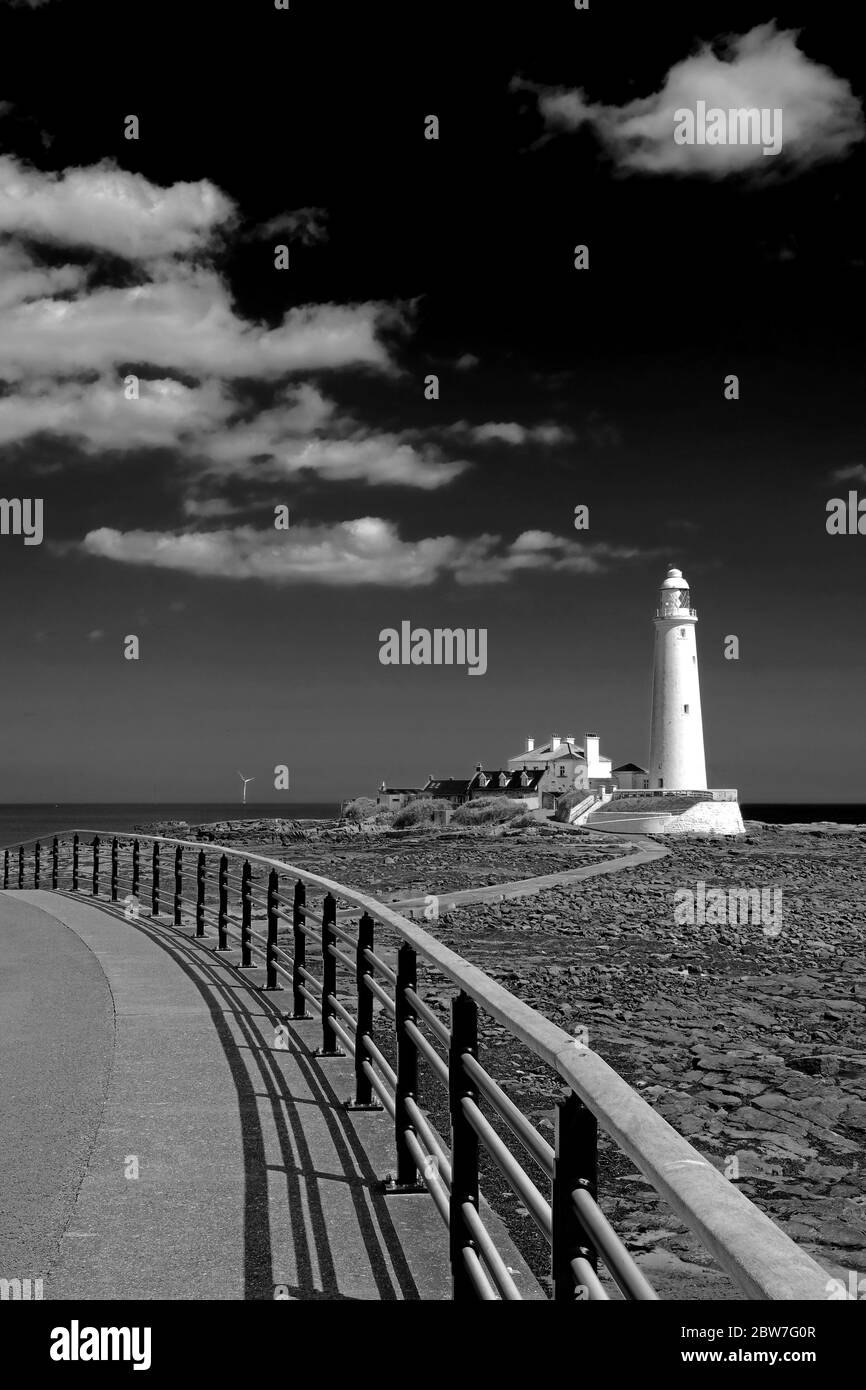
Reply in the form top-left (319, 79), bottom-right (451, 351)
top-left (251, 207), bottom-right (328, 244)
top-left (182, 381), bottom-right (468, 490)
top-left (830, 464), bottom-right (866, 482)
top-left (0, 155), bottom-right (234, 258)
top-left (0, 263), bottom-right (404, 380)
top-left (444, 419), bottom-right (573, 446)
top-left (0, 375), bottom-right (234, 448)
top-left (76, 519), bottom-right (646, 587)
top-left (0, 242), bottom-right (87, 308)
top-left (455, 352), bottom-right (480, 370)
top-left (517, 22), bottom-right (864, 177)
top-left (0, 373), bottom-right (467, 487)
top-left (203, 429), bottom-right (466, 489)
top-left (0, 162), bottom-right (459, 496)
top-left (181, 496), bottom-right (245, 520)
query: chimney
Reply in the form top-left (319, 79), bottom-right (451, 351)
top-left (526, 736), bottom-right (534, 752)
top-left (565, 734), bottom-right (575, 744)
top-left (551, 734), bottom-right (560, 752)
top-left (584, 732), bottom-right (600, 776)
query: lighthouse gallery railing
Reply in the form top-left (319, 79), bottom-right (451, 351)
top-left (2, 829), bottom-right (832, 1302)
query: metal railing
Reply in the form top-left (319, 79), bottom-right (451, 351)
top-left (1, 829), bottom-right (833, 1302)
top-left (608, 788), bottom-right (739, 802)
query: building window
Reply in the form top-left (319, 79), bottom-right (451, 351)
top-left (558, 765), bottom-right (565, 777)
top-left (684, 704), bottom-right (690, 714)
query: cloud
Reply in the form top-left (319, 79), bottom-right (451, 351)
top-left (830, 464), bottom-right (866, 483)
top-left (203, 425), bottom-right (467, 489)
top-left (0, 374), bottom-right (467, 488)
top-left (0, 155), bottom-right (235, 258)
top-left (443, 419), bottom-right (573, 446)
top-left (454, 353), bottom-right (480, 370)
top-left (0, 242), bottom-right (87, 309)
top-left (251, 207), bottom-right (328, 244)
top-left (76, 519), bottom-right (648, 587)
top-left (0, 375), bottom-right (234, 448)
top-left (516, 22), bottom-right (864, 178)
top-left (181, 496), bottom-right (245, 520)
top-left (0, 261), bottom-right (404, 380)
top-left (0, 160), bottom-right (460, 496)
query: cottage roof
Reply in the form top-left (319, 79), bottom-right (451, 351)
top-left (613, 763), bottom-right (648, 774)
top-left (469, 768), bottom-right (544, 792)
top-left (507, 739), bottom-right (584, 763)
top-left (423, 778), bottom-right (471, 796)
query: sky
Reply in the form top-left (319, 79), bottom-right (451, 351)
top-left (0, 0), bottom-right (864, 803)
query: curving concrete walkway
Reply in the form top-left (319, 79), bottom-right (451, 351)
top-left (0, 895), bottom-right (113, 1283)
top-left (0, 890), bottom-right (542, 1301)
top-left (388, 832), bottom-right (669, 913)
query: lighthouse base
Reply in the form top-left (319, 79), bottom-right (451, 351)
top-left (582, 789), bottom-right (744, 837)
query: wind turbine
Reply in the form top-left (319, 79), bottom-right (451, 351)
top-left (237, 771), bottom-right (255, 806)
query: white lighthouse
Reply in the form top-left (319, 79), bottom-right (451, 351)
top-left (648, 567), bottom-right (707, 791)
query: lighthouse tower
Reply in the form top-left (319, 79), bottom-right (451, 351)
top-left (648, 567), bottom-right (707, 790)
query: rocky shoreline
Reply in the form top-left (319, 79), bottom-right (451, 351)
top-left (135, 813), bottom-right (866, 1296)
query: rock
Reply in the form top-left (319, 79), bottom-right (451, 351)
top-left (842, 1099), bottom-right (866, 1131)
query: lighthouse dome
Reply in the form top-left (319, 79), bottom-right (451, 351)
top-left (661, 567), bottom-right (689, 590)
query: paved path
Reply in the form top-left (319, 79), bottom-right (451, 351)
top-left (388, 833), bottom-right (669, 913)
top-left (0, 895), bottom-right (113, 1282)
top-left (0, 890), bottom-right (542, 1301)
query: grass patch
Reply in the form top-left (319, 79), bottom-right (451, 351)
top-left (452, 797), bottom-right (530, 826)
top-left (392, 798), bottom-right (444, 828)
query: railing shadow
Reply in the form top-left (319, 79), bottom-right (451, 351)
top-left (54, 893), bottom-right (425, 1302)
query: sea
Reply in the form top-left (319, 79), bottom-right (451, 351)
top-left (0, 802), bottom-right (864, 849)
top-left (0, 803), bottom-right (341, 849)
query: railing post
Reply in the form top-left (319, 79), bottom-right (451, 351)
top-left (316, 893), bottom-right (343, 1054)
top-left (552, 1091), bottom-right (598, 1301)
top-left (289, 879), bottom-right (309, 1018)
top-left (346, 913), bottom-right (381, 1112)
top-left (132, 839), bottom-right (140, 899)
top-left (18, 845), bottom-right (24, 889)
top-left (151, 841), bottom-right (160, 916)
top-left (173, 846), bottom-right (183, 925)
top-left (3, 849), bottom-right (8, 888)
top-left (91, 836), bottom-right (100, 895)
top-left (196, 850), bottom-right (206, 937)
top-left (72, 834), bottom-right (79, 891)
top-left (34, 841), bottom-right (41, 889)
top-left (385, 943), bottom-right (426, 1189)
top-left (217, 854), bottom-right (229, 950)
top-left (449, 990), bottom-right (480, 1300)
top-left (52, 838), bottom-right (58, 890)
top-left (240, 861), bottom-right (252, 967)
top-left (111, 838), bottom-right (119, 901)
top-left (264, 869), bottom-right (282, 991)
